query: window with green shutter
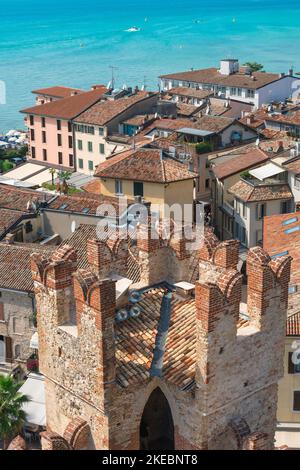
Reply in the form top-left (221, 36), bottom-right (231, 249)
top-left (78, 140), bottom-right (83, 150)
top-left (78, 159), bottom-right (83, 169)
top-left (88, 161), bottom-right (94, 171)
top-left (99, 143), bottom-right (105, 154)
top-left (88, 141), bottom-right (93, 152)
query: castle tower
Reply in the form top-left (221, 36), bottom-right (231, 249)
top-left (31, 232), bottom-right (291, 450)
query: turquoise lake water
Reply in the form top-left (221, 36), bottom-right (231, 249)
top-left (0, 0), bottom-right (300, 131)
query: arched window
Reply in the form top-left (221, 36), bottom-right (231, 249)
top-left (140, 388), bottom-right (174, 450)
top-left (15, 344), bottom-right (21, 358)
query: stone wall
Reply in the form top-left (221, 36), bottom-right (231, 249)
top-left (0, 289), bottom-right (35, 365)
top-left (31, 227), bottom-right (291, 450)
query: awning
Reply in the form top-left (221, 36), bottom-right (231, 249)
top-left (4, 163), bottom-right (46, 180)
top-left (177, 127), bottom-right (214, 137)
top-left (24, 170), bottom-right (52, 186)
top-left (30, 332), bottom-right (39, 349)
top-left (249, 163), bottom-right (285, 181)
top-left (19, 373), bottom-right (46, 426)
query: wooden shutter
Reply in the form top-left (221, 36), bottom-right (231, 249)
top-left (5, 336), bottom-right (13, 363)
top-left (0, 303), bottom-right (4, 321)
top-left (288, 352), bottom-right (295, 374)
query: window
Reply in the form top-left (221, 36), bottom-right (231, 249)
top-left (68, 135), bottom-right (73, 148)
top-left (78, 158), bottom-right (83, 169)
top-left (25, 221), bottom-right (33, 233)
top-left (293, 391), bottom-right (300, 411)
top-left (240, 226), bottom-right (246, 245)
top-left (205, 178), bottom-right (210, 189)
top-left (99, 127), bottom-right (104, 136)
top-left (115, 180), bottom-right (123, 195)
top-left (15, 345), bottom-right (21, 358)
top-left (88, 160), bottom-right (94, 171)
top-left (241, 202), bottom-right (247, 219)
top-left (74, 124), bottom-right (95, 134)
top-left (246, 89), bottom-right (255, 99)
top-left (41, 117), bottom-right (46, 127)
top-left (69, 154), bottom-right (74, 167)
top-left (29, 115), bottom-right (34, 126)
top-left (43, 149), bottom-right (47, 161)
top-left (99, 143), bottom-right (105, 154)
top-left (68, 121), bottom-right (72, 133)
top-left (78, 140), bottom-right (83, 150)
top-left (294, 177), bottom-right (300, 190)
top-left (58, 152), bottom-right (63, 165)
top-left (230, 87), bottom-right (237, 95)
top-left (289, 285), bottom-right (298, 295)
top-left (57, 134), bottom-right (62, 146)
top-left (133, 181), bottom-right (144, 197)
top-left (288, 352), bottom-right (300, 374)
top-left (256, 229), bottom-right (263, 244)
top-left (30, 129), bottom-right (35, 141)
top-left (0, 303), bottom-right (4, 322)
top-left (256, 203), bottom-right (266, 220)
top-left (31, 146), bottom-right (36, 159)
top-left (42, 130), bottom-right (46, 143)
top-left (281, 200), bottom-right (291, 214)
top-left (237, 88), bottom-right (242, 96)
top-left (57, 120), bottom-right (61, 131)
top-left (88, 141), bottom-right (93, 152)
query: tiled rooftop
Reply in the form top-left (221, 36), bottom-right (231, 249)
top-left (115, 284), bottom-right (250, 388)
top-left (0, 184), bottom-right (52, 212)
top-left (75, 91), bottom-right (157, 126)
top-left (228, 179), bottom-right (293, 202)
top-left (167, 87), bottom-right (213, 99)
top-left (212, 148), bottom-right (269, 180)
top-left (21, 87), bottom-right (107, 120)
top-left (160, 67), bottom-right (287, 90)
top-left (286, 312), bottom-right (300, 336)
top-left (0, 243), bottom-right (55, 292)
top-left (31, 86), bottom-right (85, 99)
top-left (95, 148), bottom-right (197, 182)
top-left (47, 192), bottom-right (134, 216)
top-left (0, 209), bottom-right (28, 239)
top-left (115, 286), bottom-right (196, 388)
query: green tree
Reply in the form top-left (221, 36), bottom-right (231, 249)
top-left (243, 62), bottom-right (264, 73)
top-left (48, 168), bottom-right (57, 186)
top-left (2, 159), bottom-right (13, 173)
top-left (195, 142), bottom-right (212, 154)
top-left (57, 170), bottom-right (72, 194)
top-left (0, 375), bottom-right (29, 449)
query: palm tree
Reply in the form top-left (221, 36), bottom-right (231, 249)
top-left (0, 375), bottom-right (29, 449)
top-left (48, 168), bottom-right (56, 186)
top-left (57, 170), bottom-right (72, 194)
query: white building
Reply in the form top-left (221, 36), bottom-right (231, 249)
top-left (160, 59), bottom-right (300, 108)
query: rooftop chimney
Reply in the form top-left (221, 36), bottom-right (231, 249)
top-left (4, 233), bottom-right (15, 244)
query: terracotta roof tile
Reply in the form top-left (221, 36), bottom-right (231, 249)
top-left (94, 148), bottom-right (197, 182)
top-left (20, 87), bottom-right (107, 120)
top-left (228, 179), bottom-right (293, 202)
top-left (0, 209), bottom-right (28, 239)
top-left (75, 91), bottom-right (157, 126)
top-left (0, 243), bottom-right (55, 292)
top-left (0, 184), bottom-right (52, 212)
top-left (167, 87), bottom-right (213, 99)
top-left (31, 86), bottom-right (85, 99)
top-left (160, 67), bottom-right (286, 90)
top-left (286, 312), bottom-right (300, 336)
top-left (212, 148), bottom-right (269, 180)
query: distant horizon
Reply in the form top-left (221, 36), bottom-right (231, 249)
top-left (1, 0), bottom-right (300, 131)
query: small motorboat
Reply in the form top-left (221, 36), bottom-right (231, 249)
top-left (126, 26), bottom-right (141, 32)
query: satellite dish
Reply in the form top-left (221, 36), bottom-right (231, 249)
top-left (122, 83), bottom-right (128, 90)
top-left (107, 81), bottom-right (112, 89)
top-left (71, 220), bottom-right (76, 233)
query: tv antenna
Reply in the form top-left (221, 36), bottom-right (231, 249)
top-left (109, 66), bottom-right (118, 90)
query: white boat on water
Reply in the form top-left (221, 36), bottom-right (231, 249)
top-left (125, 26), bottom-right (140, 32)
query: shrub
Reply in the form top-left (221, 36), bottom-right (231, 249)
top-left (195, 142), bottom-right (213, 154)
